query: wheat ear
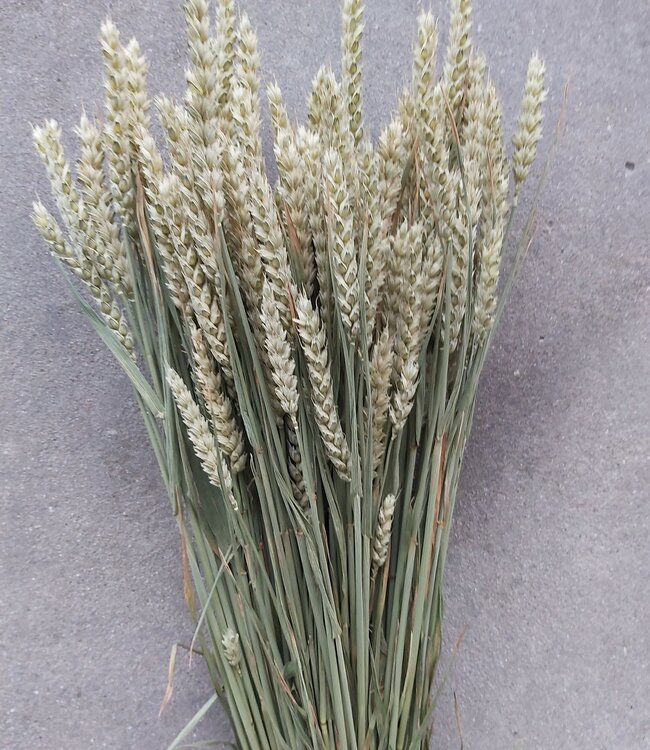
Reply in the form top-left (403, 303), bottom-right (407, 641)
top-left (372, 493), bottom-right (397, 575)
top-left (512, 53), bottom-right (547, 199)
top-left (295, 292), bottom-right (352, 482)
top-left (32, 202), bottom-right (134, 357)
top-left (166, 367), bottom-right (237, 510)
top-left (341, 0), bottom-right (364, 147)
top-left (189, 323), bottom-right (247, 473)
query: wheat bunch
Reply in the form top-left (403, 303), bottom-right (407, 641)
top-left (32, 0), bottom-right (549, 747)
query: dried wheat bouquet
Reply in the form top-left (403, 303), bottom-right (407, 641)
top-left (32, 0), bottom-right (547, 746)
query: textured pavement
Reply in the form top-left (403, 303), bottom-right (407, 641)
top-left (1, 1), bottom-right (649, 748)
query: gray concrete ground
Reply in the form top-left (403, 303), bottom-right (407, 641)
top-left (1, 0), bottom-right (648, 748)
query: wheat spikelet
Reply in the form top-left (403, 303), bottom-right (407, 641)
top-left (179, 175), bottom-right (221, 278)
top-left (32, 202), bottom-right (83, 278)
top-left (413, 12), bottom-right (442, 241)
top-left (221, 628), bottom-right (242, 668)
top-left (75, 115), bottom-right (117, 286)
top-left (185, 260), bottom-right (233, 392)
top-left (203, 142), bottom-right (227, 228)
top-left (308, 66), bottom-right (355, 189)
top-left (100, 19), bottom-right (124, 120)
top-left (397, 89), bottom-right (417, 182)
top-left (386, 219), bottom-right (423, 344)
top-left (460, 53), bottom-right (486, 161)
top-left (295, 292), bottom-right (352, 481)
top-left (183, 0), bottom-right (230, 228)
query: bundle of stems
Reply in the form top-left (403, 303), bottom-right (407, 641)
top-left (32, 0), bottom-right (548, 747)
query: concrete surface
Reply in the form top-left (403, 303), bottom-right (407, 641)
top-left (1, 0), bottom-right (648, 748)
